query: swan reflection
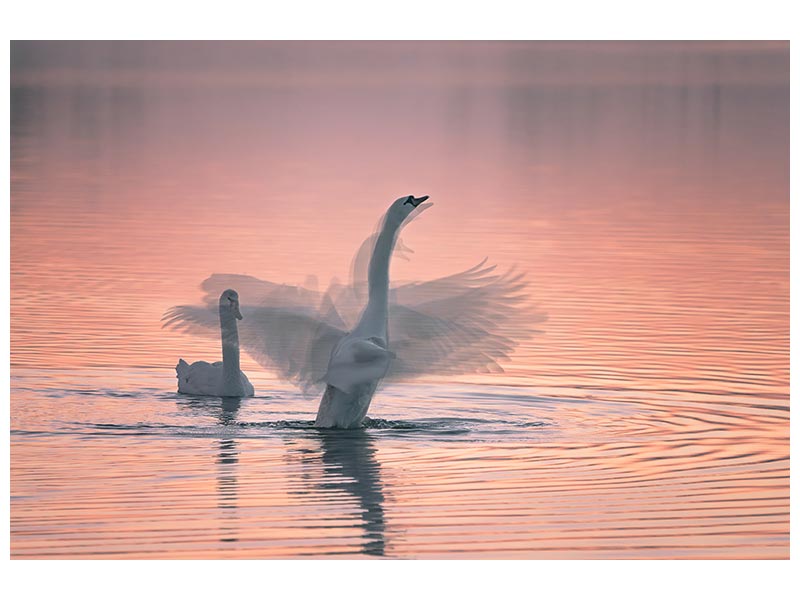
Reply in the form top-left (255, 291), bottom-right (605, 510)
top-left (176, 396), bottom-right (242, 544)
top-left (317, 430), bottom-right (386, 556)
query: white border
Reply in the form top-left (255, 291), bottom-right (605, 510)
top-left (0, 0), bottom-right (797, 40)
top-left (3, 1), bottom-right (796, 598)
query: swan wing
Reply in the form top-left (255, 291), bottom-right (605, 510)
top-left (200, 273), bottom-right (323, 312)
top-left (162, 304), bottom-right (346, 392)
top-left (385, 263), bottom-right (544, 380)
top-left (389, 258), bottom-right (499, 306)
top-left (162, 306), bottom-right (219, 340)
top-left (238, 305), bottom-right (347, 390)
top-left (200, 273), bottom-right (362, 328)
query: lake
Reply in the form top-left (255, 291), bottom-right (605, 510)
top-left (10, 41), bottom-right (789, 558)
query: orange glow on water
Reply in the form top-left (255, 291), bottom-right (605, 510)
top-left (10, 41), bottom-right (788, 559)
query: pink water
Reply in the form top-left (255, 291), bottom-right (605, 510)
top-left (10, 41), bottom-right (789, 558)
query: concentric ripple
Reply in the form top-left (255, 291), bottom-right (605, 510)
top-left (10, 373), bottom-right (788, 559)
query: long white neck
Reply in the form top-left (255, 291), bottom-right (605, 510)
top-left (219, 307), bottom-right (243, 396)
top-left (353, 214), bottom-right (403, 338)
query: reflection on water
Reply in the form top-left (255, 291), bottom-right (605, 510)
top-left (317, 431), bottom-right (386, 557)
top-left (282, 429), bottom-right (386, 557)
top-left (9, 41), bottom-right (789, 558)
top-left (177, 397), bottom-right (242, 545)
top-left (9, 373), bottom-right (789, 558)
top-left (217, 438), bottom-right (239, 544)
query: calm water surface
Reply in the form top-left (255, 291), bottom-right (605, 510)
top-left (10, 42), bottom-right (789, 558)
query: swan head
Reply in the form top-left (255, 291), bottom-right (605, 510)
top-left (402, 194), bottom-right (429, 208)
top-left (386, 194), bottom-right (430, 226)
top-left (219, 289), bottom-right (243, 320)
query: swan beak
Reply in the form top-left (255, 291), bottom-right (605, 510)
top-left (234, 306), bottom-right (243, 320)
top-left (405, 195), bottom-right (429, 207)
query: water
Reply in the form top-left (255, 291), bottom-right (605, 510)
top-left (10, 41), bottom-right (789, 559)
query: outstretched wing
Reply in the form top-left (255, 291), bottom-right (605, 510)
top-left (385, 262), bottom-right (544, 381)
top-left (162, 304), bottom-right (346, 392)
top-left (390, 258), bottom-right (495, 306)
top-left (200, 273), bottom-right (323, 312)
top-left (164, 248), bottom-right (541, 388)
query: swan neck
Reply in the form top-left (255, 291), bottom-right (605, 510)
top-left (219, 308), bottom-right (242, 393)
top-left (358, 215), bottom-right (402, 333)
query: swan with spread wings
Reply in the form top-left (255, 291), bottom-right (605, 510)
top-left (162, 195), bottom-right (542, 427)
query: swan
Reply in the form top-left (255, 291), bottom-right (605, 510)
top-left (314, 194), bottom-right (429, 427)
top-left (174, 289), bottom-right (255, 397)
top-left (163, 196), bottom-right (543, 424)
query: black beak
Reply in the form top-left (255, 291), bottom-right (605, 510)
top-left (404, 195), bottom-right (430, 207)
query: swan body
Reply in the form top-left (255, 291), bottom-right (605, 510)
top-left (314, 194), bottom-right (428, 428)
top-left (176, 289), bottom-right (255, 397)
top-left (175, 359), bottom-right (254, 397)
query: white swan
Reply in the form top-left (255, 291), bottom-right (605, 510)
top-left (314, 194), bottom-right (428, 427)
top-left (163, 196), bottom-right (543, 425)
top-left (174, 289), bottom-right (255, 397)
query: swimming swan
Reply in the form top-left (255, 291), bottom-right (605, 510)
top-left (314, 194), bottom-right (429, 427)
top-left (162, 196), bottom-right (542, 424)
top-left (173, 289), bottom-right (255, 397)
